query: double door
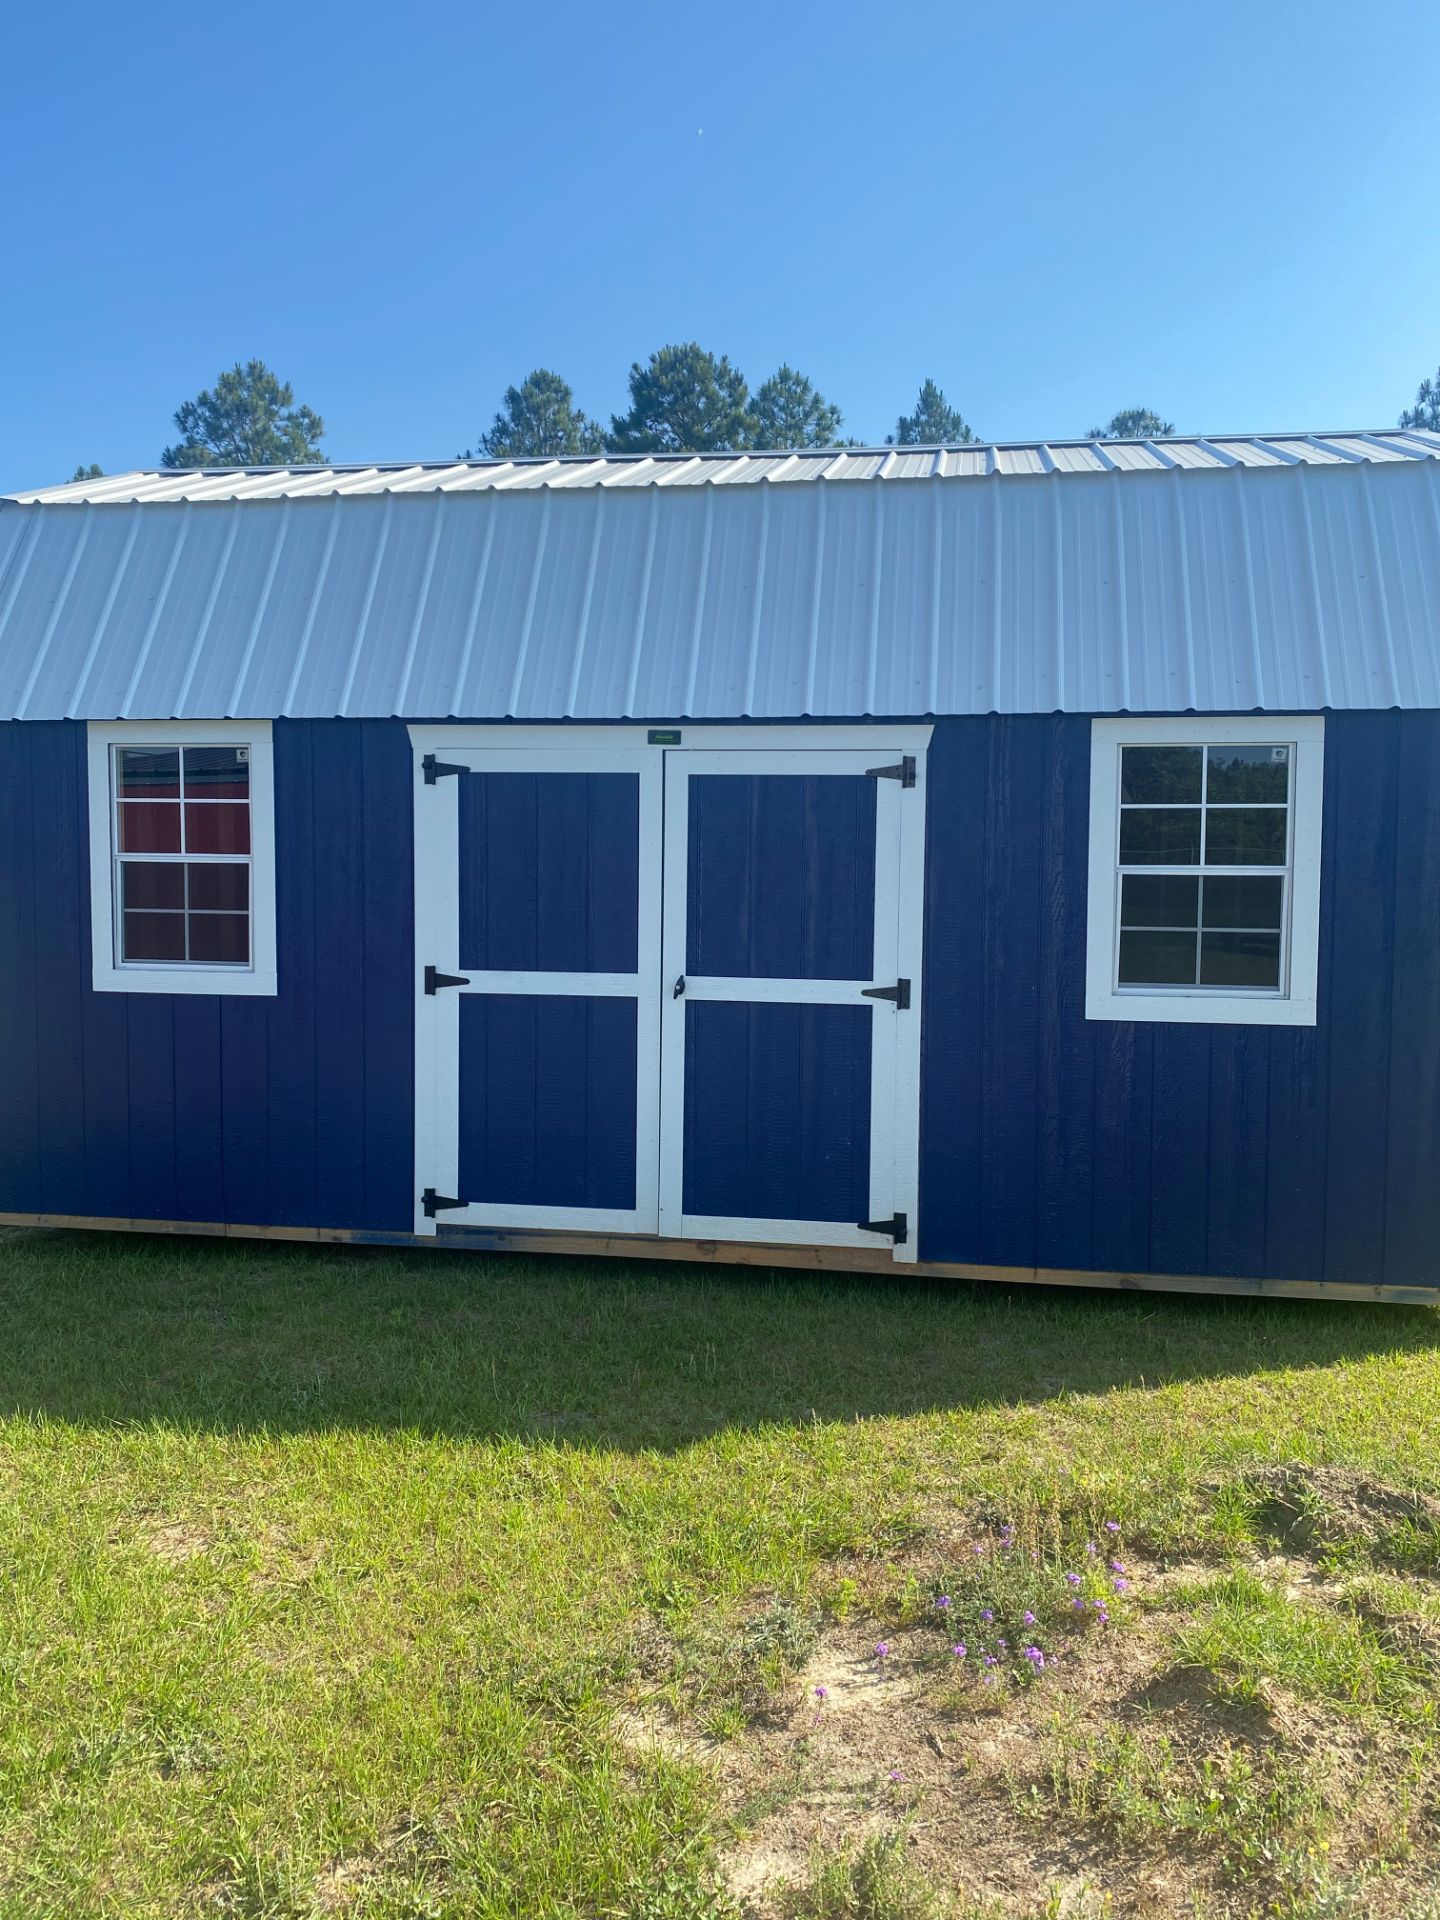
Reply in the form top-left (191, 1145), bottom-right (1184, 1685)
top-left (412, 732), bottom-right (925, 1261)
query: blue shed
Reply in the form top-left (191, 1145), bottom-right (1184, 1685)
top-left (2, 432), bottom-right (1439, 1304)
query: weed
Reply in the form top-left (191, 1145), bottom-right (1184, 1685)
top-left (776, 1830), bottom-right (946, 1920)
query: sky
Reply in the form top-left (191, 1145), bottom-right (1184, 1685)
top-left (2, 1), bottom-right (1439, 493)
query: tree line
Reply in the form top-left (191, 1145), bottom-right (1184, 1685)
top-left (70, 346), bottom-right (1440, 480)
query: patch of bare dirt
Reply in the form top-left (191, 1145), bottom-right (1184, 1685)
top-left (1234, 1463), bottom-right (1440, 1560)
top-left (615, 1559), bottom-right (1440, 1919)
top-left (139, 1518), bottom-right (212, 1563)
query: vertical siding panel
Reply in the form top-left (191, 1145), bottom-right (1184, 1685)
top-left (125, 998), bottom-right (178, 1220)
top-left (1381, 711), bottom-right (1440, 1284)
top-left (361, 721), bottom-right (414, 1231)
top-left (1088, 1023), bottom-right (1154, 1271)
top-left (220, 1000), bottom-right (270, 1223)
top-left (1263, 732), bottom-right (1336, 1281)
top-left (0, 725), bottom-right (42, 1211)
top-left (978, 717), bottom-right (1042, 1266)
top-left (172, 999), bottom-right (225, 1221)
top-left (32, 723), bottom-right (87, 1213)
top-left (1206, 1027), bottom-right (1268, 1276)
top-left (1035, 715), bottom-right (1095, 1269)
top-left (311, 724), bottom-right (367, 1227)
top-left (918, 719), bottom-right (984, 1261)
top-left (1323, 712), bottom-right (1399, 1285)
top-left (1146, 1027), bottom-right (1211, 1274)
top-left (266, 721), bottom-right (317, 1225)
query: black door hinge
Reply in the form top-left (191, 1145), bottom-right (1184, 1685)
top-left (865, 755), bottom-right (916, 788)
top-left (861, 977), bottom-right (911, 1010)
top-left (857, 1211), bottom-right (909, 1244)
top-left (424, 965), bottom-right (471, 995)
top-left (422, 1187), bottom-right (467, 1218)
top-left (422, 753), bottom-right (469, 784)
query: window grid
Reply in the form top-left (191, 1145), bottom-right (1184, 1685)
top-left (111, 746), bottom-right (253, 971)
top-left (1114, 742), bottom-right (1295, 996)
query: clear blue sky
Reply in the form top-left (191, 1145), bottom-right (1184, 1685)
top-left (3, 1), bottom-right (1438, 491)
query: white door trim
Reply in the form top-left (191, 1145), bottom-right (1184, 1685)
top-left (411, 743), bottom-right (663, 1236)
top-left (657, 745), bottom-right (926, 1262)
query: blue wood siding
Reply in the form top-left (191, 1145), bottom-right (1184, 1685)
top-left (0, 719), bottom-right (414, 1233)
top-left (0, 711), bottom-right (1437, 1290)
top-left (919, 710), bottom-right (1440, 1288)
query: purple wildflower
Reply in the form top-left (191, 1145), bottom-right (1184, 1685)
top-left (934, 1595), bottom-right (951, 1611)
top-left (1104, 1521), bottom-right (1121, 1534)
top-left (981, 1608), bottom-right (994, 1622)
top-left (874, 1641), bottom-right (890, 1661)
top-left (888, 1768), bottom-right (905, 1782)
top-left (983, 1654), bottom-right (998, 1668)
top-left (814, 1685), bottom-right (829, 1701)
top-left (981, 1673), bottom-right (995, 1687)
top-left (1064, 1572), bottom-right (1081, 1588)
top-left (1113, 1578), bottom-right (1129, 1593)
top-left (1110, 1560), bottom-right (1125, 1575)
top-left (1023, 1610), bottom-right (1036, 1626)
top-left (1072, 1597), bottom-right (1085, 1611)
top-left (1022, 1645), bottom-right (1046, 1668)
top-left (951, 1643), bottom-right (967, 1660)
top-left (1085, 1540), bottom-right (1097, 1557)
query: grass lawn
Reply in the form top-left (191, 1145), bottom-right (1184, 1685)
top-left (1, 1228), bottom-right (1439, 1918)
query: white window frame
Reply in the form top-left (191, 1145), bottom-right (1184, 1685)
top-left (86, 720), bottom-right (278, 997)
top-left (1085, 715), bottom-right (1324, 1027)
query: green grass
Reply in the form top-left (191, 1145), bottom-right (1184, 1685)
top-left (0, 1226), bottom-right (1437, 1917)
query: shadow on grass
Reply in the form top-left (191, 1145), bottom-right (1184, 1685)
top-left (0, 1226), bottom-right (1436, 1448)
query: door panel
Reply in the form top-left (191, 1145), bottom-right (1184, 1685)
top-left (681, 1000), bottom-right (873, 1223)
top-left (659, 747), bottom-right (920, 1257)
top-left (458, 994), bottom-right (637, 1211)
top-left (686, 773), bottom-right (877, 978)
top-left (458, 770), bottom-right (639, 974)
top-left (414, 746), bottom-right (661, 1235)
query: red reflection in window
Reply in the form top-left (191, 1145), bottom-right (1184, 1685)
top-left (186, 863), bottom-right (249, 912)
top-left (188, 913), bottom-right (249, 964)
top-left (121, 863), bottom-right (185, 912)
top-left (184, 804), bottom-right (250, 854)
top-left (123, 912), bottom-right (186, 962)
top-left (118, 802), bottom-right (182, 853)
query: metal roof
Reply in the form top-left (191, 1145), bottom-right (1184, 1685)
top-left (11, 429), bottom-right (1440, 503)
top-left (2, 432), bottom-right (1440, 721)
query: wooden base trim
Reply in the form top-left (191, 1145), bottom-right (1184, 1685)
top-left (0, 1211), bottom-right (1433, 1307)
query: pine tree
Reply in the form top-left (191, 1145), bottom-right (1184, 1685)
top-left (1088, 408), bottom-right (1176, 439)
top-left (472, 369), bottom-right (605, 459)
top-left (607, 344), bottom-right (753, 454)
top-left (889, 379), bottom-right (974, 446)
top-left (1400, 369), bottom-right (1440, 432)
top-left (749, 365), bottom-right (843, 449)
top-left (161, 360), bottom-right (324, 469)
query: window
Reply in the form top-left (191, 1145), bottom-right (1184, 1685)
top-left (87, 722), bottom-right (277, 995)
top-left (1085, 716), bottom-right (1324, 1026)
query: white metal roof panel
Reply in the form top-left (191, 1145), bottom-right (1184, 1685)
top-left (2, 432), bottom-right (1439, 721)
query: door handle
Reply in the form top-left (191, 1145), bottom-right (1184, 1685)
top-left (673, 975), bottom-right (686, 998)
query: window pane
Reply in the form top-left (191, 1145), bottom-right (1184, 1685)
top-left (1200, 930), bottom-right (1282, 988)
top-left (188, 912), bottom-right (249, 965)
top-left (118, 800), bottom-right (182, 853)
top-left (1201, 875), bottom-right (1284, 930)
top-left (1204, 807), bottom-right (1287, 866)
top-left (1118, 929), bottom-right (1197, 985)
top-left (121, 862), bottom-right (185, 912)
top-left (183, 745), bottom-right (251, 800)
top-left (184, 803), bottom-right (250, 854)
top-left (122, 911), bottom-right (186, 962)
top-left (186, 863), bottom-right (249, 912)
top-left (1120, 875), bottom-right (1199, 929)
top-left (1120, 745), bottom-right (1202, 804)
top-left (117, 747), bottom-right (179, 799)
top-left (1119, 808), bottom-right (1202, 865)
top-left (1206, 744), bottom-right (1288, 804)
